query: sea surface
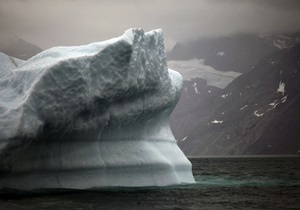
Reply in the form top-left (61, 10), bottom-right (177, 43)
top-left (0, 156), bottom-right (299, 210)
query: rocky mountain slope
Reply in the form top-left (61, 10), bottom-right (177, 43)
top-left (168, 60), bottom-right (239, 142)
top-left (174, 44), bottom-right (300, 156)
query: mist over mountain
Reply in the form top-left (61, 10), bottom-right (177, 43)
top-left (168, 33), bottom-right (300, 73)
top-left (172, 44), bottom-right (300, 156)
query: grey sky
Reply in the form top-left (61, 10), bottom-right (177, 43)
top-left (1, 0), bottom-right (300, 51)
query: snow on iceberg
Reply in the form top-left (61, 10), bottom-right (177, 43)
top-left (0, 28), bottom-right (195, 190)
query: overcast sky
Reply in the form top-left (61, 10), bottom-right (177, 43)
top-left (1, 0), bottom-right (300, 51)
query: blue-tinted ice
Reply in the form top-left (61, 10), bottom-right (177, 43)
top-left (0, 29), bottom-right (195, 190)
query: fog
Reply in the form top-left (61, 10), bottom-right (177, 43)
top-left (1, 0), bottom-right (300, 51)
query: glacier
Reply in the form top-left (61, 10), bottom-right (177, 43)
top-left (168, 58), bottom-right (241, 89)
top-left (0, 29), bottom-right (195, 190)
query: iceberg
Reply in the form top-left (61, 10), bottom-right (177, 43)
top-left (0, 29), bottom-right (195, 190)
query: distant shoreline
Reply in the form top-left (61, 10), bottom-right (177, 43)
top-left (187, 155), bottom-right (300, 159)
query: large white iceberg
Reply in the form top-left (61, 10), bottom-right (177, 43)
top-left (0, 29), bottom-right (195, 190)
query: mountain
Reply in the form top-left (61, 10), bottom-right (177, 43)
top-left (170, 77), bottom-right (223, 143)
top-left (264, 33), bottom-right (300, 49)
top-left (168, 33), bottom-right (300, 73)
top-left (168, 59), bottom-right (241, 141)
top-left (0, 33), bottom-right (42, 60)
top-left (174, 44), bottom-right (300, 156)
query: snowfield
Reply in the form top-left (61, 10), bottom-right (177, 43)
top-left (168, 58), bottom-right (241, 89)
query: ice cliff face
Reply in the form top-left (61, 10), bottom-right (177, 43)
top-left (0, 29), bottom-right (195, 190)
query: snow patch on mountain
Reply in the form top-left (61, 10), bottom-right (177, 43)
top-left (281, 95), bottom-right (288, 103)
top-left (217, 51), bottom-right (225, 56)
top-left (277, 81), bottom-right (285, 95)
top-left (211, 120), bottom-right (223, 124)
top-left (273, 36), bottom-right (294, 49)
top-left (240, 105), bottom-right (248, 110)
top-left (269, 100), bottom-right (280, 109)
top-left (221, 93), bottom-right (231, 98)
top-left (180, 136), bottom-right (188, 141)
top-left (254, 110), bottom-right (264, 117)
top-left (193, 82), bottom-right (200, 94)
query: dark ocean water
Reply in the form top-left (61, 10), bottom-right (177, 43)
top-left (1, 156), bottom-right (299, 210)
